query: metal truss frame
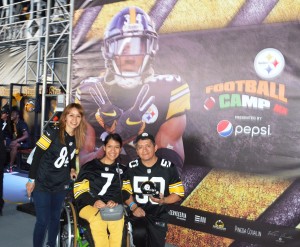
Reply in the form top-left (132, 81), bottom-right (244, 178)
top-left (0, 0), bottom-right (73, 133)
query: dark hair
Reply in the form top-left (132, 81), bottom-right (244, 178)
top-left (104, 133), bottom-right (123, 147)
top-left (11, 108), bottom-right (23, 120)
top-left (135, 132), bottom-right (155, 145)
top-left (11, 109), bottom-right (20, 116)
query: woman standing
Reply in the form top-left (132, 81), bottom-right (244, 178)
top-left (74, 133), bottom-right (126, 247)
top-left (26, 103), bottom-right (87, 247)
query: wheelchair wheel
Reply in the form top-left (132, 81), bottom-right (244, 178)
top-left (57, 201), bottom-right (78, 247)
top-left (125, 220), bottom-right (134, 247)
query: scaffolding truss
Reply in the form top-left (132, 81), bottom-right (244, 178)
top-left (0, 0), bottom-right (72, 133)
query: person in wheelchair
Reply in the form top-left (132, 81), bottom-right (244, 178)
top-left (74, 133), bottom-right (127, 247)
top-left (122, 132), bottom-right (185, 247)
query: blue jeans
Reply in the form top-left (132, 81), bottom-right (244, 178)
top-left (33, 190), bottom-right (67, 247)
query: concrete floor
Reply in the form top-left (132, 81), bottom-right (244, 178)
top-left (0, 201), bottom-right (35, 247)
top-left (1, 172), bottom-right (35, 247)
top-left (1, 172), bottom-right (176, 247)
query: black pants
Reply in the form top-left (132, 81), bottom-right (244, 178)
top-left (130, 216), bottom-right (168, 247)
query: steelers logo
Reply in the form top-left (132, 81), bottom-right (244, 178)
top-left (25, 100), bottom-right (35, 112)
top-left (144, 184), bottom-right (151, 191)
top-left (254, 48), bottom-right (285, 80)
top-left (142, 104), bottom-right (158, 124)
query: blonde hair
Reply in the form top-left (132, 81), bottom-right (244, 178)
top-left (58, 103), bottom-right (87, 149)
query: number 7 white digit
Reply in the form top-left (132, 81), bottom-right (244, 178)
top-left (98, 173), bottom-right (114, 196)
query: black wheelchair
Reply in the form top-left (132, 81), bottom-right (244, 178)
top-left (56, 198), bottom-right (134, 247)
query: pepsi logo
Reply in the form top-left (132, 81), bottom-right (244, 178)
top-left (204, 96), bottom-right (216, 111)
top-left (217, 121), bottom-right (272, 138)
top-left (217, 120), bottom-right (233, 137)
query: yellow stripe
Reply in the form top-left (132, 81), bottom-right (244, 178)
top-left (37, 143), bottom-right (46, 150)
top-left (166, 94), bottom-right (190, 120)
top-left (122, 180), bottom-right (133, 194)
top-left (169, 181), bottom-right (183, 188)
top-left (171, 83), bottom-right (189, 97)
top-left (74, 179), bottom-right (90, 199)
top-left (42, 134), bottom-right (51, 143)
top-left (36, 135), bottom-right (52, 150)
top-left (129, 6), bottom-right (136, 24)
top-left (169, 181), bottom-right (185, 197)
top-left (76, 0), bottom-right (300, 41)
top-left (160, 0), bottom-right (245, 33)
top-left (264, 0), bottom-right (300, 24)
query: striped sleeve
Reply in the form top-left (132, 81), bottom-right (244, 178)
top-left (166, 83), bottom-right (190, 120)
top-left (122, 179), bottom-right (133, 195)
top-left (36, 134), bottom-right (52, 150)
top-left (28, 127), bottom-right (58, 179)
top-left (169, 181), bottom-right (185, 197)
top-left (73, 179), bottom-right (90, 199)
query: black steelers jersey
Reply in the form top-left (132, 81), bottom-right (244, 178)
top-left (29, 126), bottom-right (77, 192)
top-left (14, 119), bottom-right (29, 142)
top-left (122, 157), bottom-right (184, 219)
top-left (74, 160), bottom-right (127, 211)
top-left (76, 73), bottom-right (190, 147)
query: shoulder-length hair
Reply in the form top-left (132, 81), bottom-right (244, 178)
top-left (58, 103), bottom-right (87, 149)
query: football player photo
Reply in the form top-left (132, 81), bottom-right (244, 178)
top-left (74, 6), bottom-right (190, 173)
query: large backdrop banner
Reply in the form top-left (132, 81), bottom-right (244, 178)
top-left (71, 1), bottom-right (300, 246)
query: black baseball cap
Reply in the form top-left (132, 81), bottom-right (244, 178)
top-left (135, 132), bottom-right (155, 144)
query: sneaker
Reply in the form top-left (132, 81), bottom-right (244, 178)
top-left (5, 164), bottom-right (17, 173)
top-left (4, 165), bottom-right (10, 173)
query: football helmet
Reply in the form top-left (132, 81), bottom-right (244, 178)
top-left (25, 99), bottom-right (35, 112)
top-left (102, 6), bottom-right (158, 88)
top-left (140, 181), bottom-right (160, 198)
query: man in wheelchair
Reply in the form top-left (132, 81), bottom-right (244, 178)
top-left (122, 133), bottom-right (185, 247)
top-left (73, 133), bottom-right (127, 247)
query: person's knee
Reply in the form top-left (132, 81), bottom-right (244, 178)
top-left (9, 141), bottom-right (18, 148)
top-left (9, 145), bottom-right (19, 156)
top-left (36, 215), bottom-right (49, 227)
top-left (132, 218), bottom-right (148, 246)
top-left (79, 205), bottom-right (100, 224)
top-left (51, 211), bottom-right (63, 222)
